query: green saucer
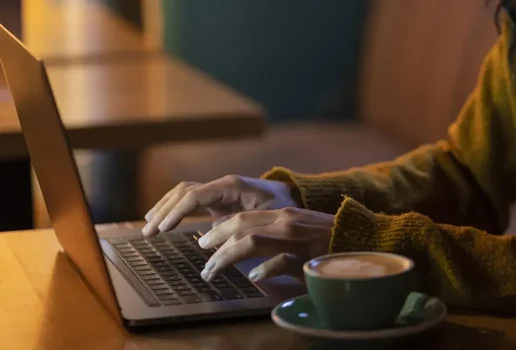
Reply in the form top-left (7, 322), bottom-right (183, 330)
top-left (271, 292), bottom-right (446, 341)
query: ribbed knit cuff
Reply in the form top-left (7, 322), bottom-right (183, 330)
top-left (261, 166), bottom-right (345, 214)
top-left (330, 196), bottom-right (410, 254)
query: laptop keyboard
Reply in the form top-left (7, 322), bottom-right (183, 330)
top-left (107, 231), bottom-right (265, 306)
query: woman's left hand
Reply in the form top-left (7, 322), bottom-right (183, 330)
top-left (197, 207), bottom-right (335, 282)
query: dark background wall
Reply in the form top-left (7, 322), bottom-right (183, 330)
top-left (163, 0), bottom-right (369, 122)
top-left (101, 0), bottom-right (370, 122)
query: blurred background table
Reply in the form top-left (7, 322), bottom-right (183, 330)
top-left (22, 0), bottom-right (161, 64)
top-left (0, 56), bottom-right (265, 230)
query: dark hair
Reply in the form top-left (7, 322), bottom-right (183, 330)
top-left (488, 0), bottom-right (503, 32)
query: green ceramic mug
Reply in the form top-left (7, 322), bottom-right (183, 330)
top-left (303, 252), bottom-right (415, 330)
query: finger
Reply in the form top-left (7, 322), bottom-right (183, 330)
top-left (198, 210), bottom-right (279, 249)
top-left (248, 253), bottom-right (305, 282)
top-left (144, 190), bottom-right (174, 221)
top-left (202, 233), bottom-right (303, 281)
top-left (144, 181), bottom-right (198, 221)
top-left (211, 213), bottom-right (238, 228)
top-left (142, 184), bottom-right (201, 236)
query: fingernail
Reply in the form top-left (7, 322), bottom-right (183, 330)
top-left (201, 260), bottom-right (215, 280)
top-left (198, 234), bottom-right (209, 248)
top-left (142, 224), bottom-right (152, 236)
top-left (198, 229), bottom-right (214, 248)
top-left (157, 218), bottom-right (170, 232)
top-left (248, 269), bottom-right (261, 282)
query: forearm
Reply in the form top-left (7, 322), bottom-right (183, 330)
top-left (263, 141), bottom-right (500, 233)
top-left (332, 197), bottom-right (516, 313)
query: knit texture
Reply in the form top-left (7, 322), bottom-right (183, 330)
top-left (263, 15), bottom-right (516, 313)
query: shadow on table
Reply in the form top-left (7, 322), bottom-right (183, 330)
top-left (37, 253), bottom-right (125, 350)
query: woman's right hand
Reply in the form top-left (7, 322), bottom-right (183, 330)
top-left (142, 175), bottom-right (301, 237)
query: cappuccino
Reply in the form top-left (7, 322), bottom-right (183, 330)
top-left (313, 254), bottom-right (409, 278)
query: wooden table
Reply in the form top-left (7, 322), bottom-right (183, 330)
top-left (21, 0), bottom-right (160, 64)
top-left (0, 56), bottom-right (265, 229)
top-left (1, 229), bottom-right (516, 350)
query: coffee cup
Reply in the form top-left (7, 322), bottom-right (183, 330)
top-left (303, 252), bottom-right (414, 330)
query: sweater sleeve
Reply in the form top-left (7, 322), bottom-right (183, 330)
top-left (262, 18), bottom-right (516, 235)
top-left (333, 196), bottom-right (516, 313)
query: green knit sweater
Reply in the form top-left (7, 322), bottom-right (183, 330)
top-left (263, 15), bottom-right (516, 313)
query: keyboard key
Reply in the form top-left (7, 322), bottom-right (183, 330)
top-left (141, 275), bottom-right (161, 281)
top-left (182, 272), bottom-right (199, 279)
top-left (178, 290), bottom-right (196, 296)
top-left (192, 281), bottom-right (210, 288)
top-left (129, 260), bottom-right (148, 267)
top-left (162, 299), bottom-right (182, 306)
top-left (159, 294), bottom-right (179, 300)
top-left (174, 263), bottom-right (190, 270)
top-left (218, 288), bottom-right (243, 300)
top-left (160, 271), bottom-right (180, 278)
top-left (119, 247), bottom-right (136, 252)
top-left (151, 261), bottom-right (170, 267)
top-left (200, 292), bottom-right (223, 302)
top-left (154, 289), bottom-right (174, 296)
top-left (173, 285), bottom-right (192, 291)
top-left (121, 253), bottom-right (140, 258)
top-left (212, 282), bottom-right (230, 289)
top-left (139, 248), bottom-right (157, 254)
top-left (182, 295), bottom-right (202, 304)
top-left (150, 284), bottom-right (170, 291)
top-left (147, 279), bottom-right (165, 286)
top-left (134, 266), bottom-right (153, 272)
top-left (138, 270), bottom-right (158, 276)
top-left (146, 257), bottom-right (166, 263)
top-left (165, 278), bottom-right (186, 285)
top-left (125, 257), bottom-right (145, 263)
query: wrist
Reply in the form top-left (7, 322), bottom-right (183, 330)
top-left (286, 181), bottom-right (304, 208)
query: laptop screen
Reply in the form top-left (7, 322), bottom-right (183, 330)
top-left (0, 24), bottom-right (121, 322)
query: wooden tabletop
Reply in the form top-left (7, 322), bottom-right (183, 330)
top-left (22, 0), bottom-right (159, 64)
top-left (0, 55), bottom-right (265, 160)
top-left (1, 229), bottom-right (516, 350)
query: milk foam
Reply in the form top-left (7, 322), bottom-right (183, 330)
top-left (318, 258), bottom-right (388, 277)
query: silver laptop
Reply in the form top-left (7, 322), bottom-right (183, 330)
top-left (0, 24), bottom-right (304, 329)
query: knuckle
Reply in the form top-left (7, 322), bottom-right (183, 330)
top-left (280, 207), bottom-right (298, 219)
top-left (176, 181), bottom-right (189, 191)
top-left (182, 190), bottom-right (198, 203)
top-left (231, 230), bottom-right (247, 242)
top-left (177, 181), bottom-right (198, 193)
top-left (279, 220), bottom-right (297, 237)
top-left (245, 234), bottom-right (261, 250)
top-left (276, 253), bottom-right (291, 266)
top-left (223, 174), bottom-right (242, 186)
top-left (234, 212), bottom-right (250, 225)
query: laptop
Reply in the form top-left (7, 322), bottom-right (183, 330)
top-left (0, 24), bottom-right (305, 329)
